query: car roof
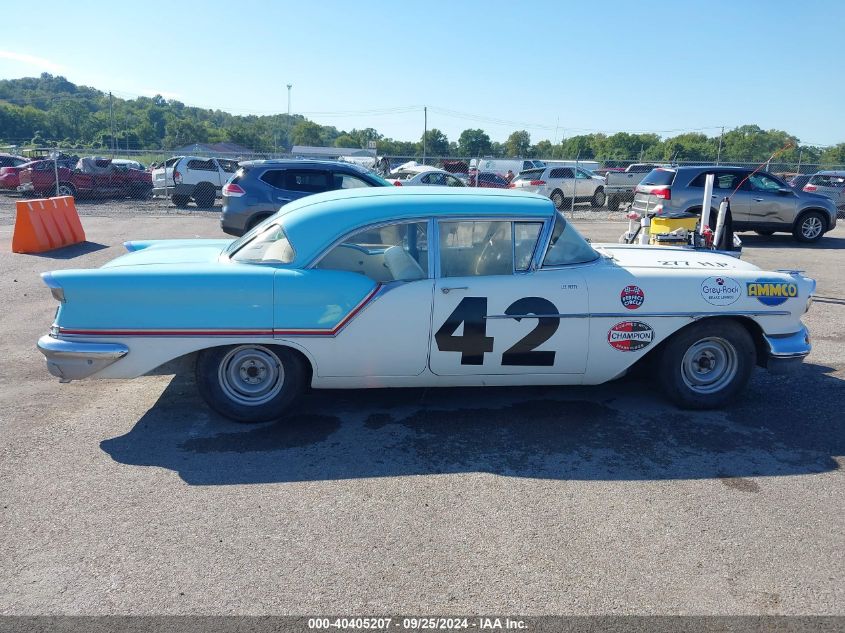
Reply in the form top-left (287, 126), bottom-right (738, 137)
top-left (815, 170), bottom-right (845, 176)
top-left (675, 165), bottom-right (750, 172)
top-left (275, 188), bottom-right (553, 266)
top-left (240, 159), bottom-right (357, 169)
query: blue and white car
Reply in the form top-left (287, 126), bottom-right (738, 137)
top-left (38, 188), bottom-right (815, 423)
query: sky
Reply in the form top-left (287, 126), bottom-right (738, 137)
top-left (1, 0), bottom-right (843, 146)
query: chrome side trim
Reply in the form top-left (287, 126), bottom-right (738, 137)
top-left (485, 310), bottom-right (791, 320)
top-left (37, 335), bottom-right (129, 381)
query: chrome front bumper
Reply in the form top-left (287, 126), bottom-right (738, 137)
top-left (37, 335), bottom-right (128, 382)
top-left (763, 326), bottom-right (811, 374)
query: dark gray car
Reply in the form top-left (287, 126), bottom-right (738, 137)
top-left (632, 166), bottom-right (837, 243)
top-left (220, 160), bottom-right (390, 236)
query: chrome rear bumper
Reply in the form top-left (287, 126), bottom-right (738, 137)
top-left (37, 335), bottom-right (128, 382)
top-left (763, 326), bottom-right (811, 374)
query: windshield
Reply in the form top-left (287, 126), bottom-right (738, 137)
top-left (229, 223), bottom-right (295, 263)
top-left (543, 213), bottom-right (599, 267)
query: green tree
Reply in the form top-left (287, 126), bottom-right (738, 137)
top-left (505, 130), bottom-right (531, 156)
top-left (457, 128), bottom-right (492, 157)
top-left (291, 120), bottom-right (324, 146)
top-left (818, 143), bottom-right (845, 166)
top-left (420, 128), bottom-right (449, 157)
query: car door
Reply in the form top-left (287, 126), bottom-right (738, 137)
top-left (290, 219), bottom-right (434, 377)
top-left (741, 173), bottom-right (797, 227)
top-left (574, 168), bottom-right (595, 200)
top-left (429, 218), bottom-right (588, 376)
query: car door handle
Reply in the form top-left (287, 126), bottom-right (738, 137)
top-left (753, 198), bottom-right (764, 202)
top-left (441, 286), bottom-right (468, 294)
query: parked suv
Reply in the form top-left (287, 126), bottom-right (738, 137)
top-left (632, 166), bottom-right (837, 243)
top-left (509, 165), bottom-right (606, 209)
top-left (151, 156), bottom-right (239, 208)
top-left (803, 171), bottom-right (845, 218)
top-left (220, 160), bottom-right (389, 236)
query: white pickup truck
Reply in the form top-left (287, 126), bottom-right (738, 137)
top-left (604, 163), bottom-right (668, 211)
top-left (151, 156), bottom-right (239, 208)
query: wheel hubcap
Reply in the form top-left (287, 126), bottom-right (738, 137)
top-left (59, 186), bottom-right (72, 196)
top-left (680, 337), bottom-right (738, 394)
top-left (218, 345), bottom-right (284, 406)
top-left (802, 217), bottom-right (822, 239)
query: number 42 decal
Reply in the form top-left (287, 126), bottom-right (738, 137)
top-left (434, 296), bottom-right (559, 366)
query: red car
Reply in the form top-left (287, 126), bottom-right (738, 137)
top-left (18, 156), bottom-right (152, 199)
top-left (467, 171), bottom-right (510, 188)
top-left (0, 159), bottom-right (55, 190)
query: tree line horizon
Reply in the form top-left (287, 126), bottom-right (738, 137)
top-left (2, 74), bottom-right (844, 166)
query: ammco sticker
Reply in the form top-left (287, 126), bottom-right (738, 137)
top-left (747, 279), bottom-right (798, 306)
top-left (607, 321), bottom-right (654, 351)
top-left (700, 276), bottom-right (741, 306)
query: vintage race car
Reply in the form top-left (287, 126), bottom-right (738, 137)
top-left (37, 188), bottom-right (815, 423)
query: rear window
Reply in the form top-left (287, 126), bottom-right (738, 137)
top-left (640, 169), bottom-right (676, 186)
top-left (515, 168), bottom-right (545, 181)
top-left (810, 174), bottom-right (845, 188)
top-left (390, 170), bottom-right (419, 181)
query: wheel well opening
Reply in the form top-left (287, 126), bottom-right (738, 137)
top-left (795, 208), bottom-right (829, 230)
top-left (631, 315), bottom-right (768, 373)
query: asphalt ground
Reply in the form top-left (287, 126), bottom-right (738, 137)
top-left (0, 197), bottom-right (843, 615)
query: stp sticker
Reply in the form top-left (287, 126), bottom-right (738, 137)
top-left (700, 276), bottom-right (741, 306)
top-left (620, 285), bottom-right (645, 310)
top-left (608, 321), bottom-right (654, 351)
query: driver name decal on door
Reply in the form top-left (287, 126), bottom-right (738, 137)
top-left (434, 296), bottom-right (559, 366)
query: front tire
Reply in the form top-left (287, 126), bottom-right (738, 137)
top-left (196, 344), bottom-right (306, 423)
top-left (193, 182), bottom-right (216, 209)
top-left (54, 183), bottom-right (77, 198)
top-left (590, 188), bottom-right (606, 208)
top-left (792, 211), bottom-right (826, 243)
top-left (656, 320), bottom-right (755, 410)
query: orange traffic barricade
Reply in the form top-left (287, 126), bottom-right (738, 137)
top-left (11, 196), bottom-right (86, 254)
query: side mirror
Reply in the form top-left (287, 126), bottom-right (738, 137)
top-left (777, 187), bottom-right (793, 195)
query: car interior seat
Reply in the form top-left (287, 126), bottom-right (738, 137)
top-left (383, 246), bottom-right (426, 281)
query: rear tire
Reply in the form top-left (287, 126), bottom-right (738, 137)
top-left (656, 320), bottom-right (755, 410)
top-left (171, 194), bottom-right (190, 208)
top-left (792, 211), bottom-right (826, 243)
top-left (607, 195), bottom-right (620, 212)
top-left (247, 213), bottom-right (271, 232)
top-left (193, 182), bottom-right (216, 209)
top-left (550, 189), bottom-right (565, 210)
top-left (196, 344), bottom-right (306, 423)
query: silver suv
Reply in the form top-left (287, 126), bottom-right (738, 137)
top-left (509, 165), bottom-right (606, 209)
top-left (803, 171), bottom-right (845, 218)
top-left (632, 166), bottom-right (837, 243)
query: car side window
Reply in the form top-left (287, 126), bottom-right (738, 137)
top-left (550, 168), bottom-right (573, 179)
top-left (316, 221), bottom-right (429, 283)
top-left (439, 220), bottom-right (514, 277)
top-left (746, 174), bottom-right (783, 192)
top-left (419, 174), bottom-right (432, 184)
top-left (218, 159), bottom-right (239, 173)
top-left (334, 173), bottom-right (371, 189)
top-left (514, 222), bottom-right (543, 271)
top-left (187, 159), bottom-right (216, 171)
top-left (446, 175), bottom-right (464, 187)
top-left (260, 169), bottom-right (287, 189)
top-left (285, 170), bottom-right (330, 193)
top-left (575, 169), bottom-right (592, 179)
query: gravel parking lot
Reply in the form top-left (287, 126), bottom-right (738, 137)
top-left (0, 196), bottom-right (843, 616)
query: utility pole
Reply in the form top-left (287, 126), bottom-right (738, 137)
top-left (422, 106), bottom-right (427, 164)
top-left (716, 126), bottom-right (724, 165)
top-left (108, 92), bottom-right (115, 156)
top-left (286, 84), bottom-right (292, 152)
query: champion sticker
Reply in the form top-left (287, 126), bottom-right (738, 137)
top-left (608, 321), bottom-right (654, 351)
top-left (746, 279), bottom-right (798, 306)
top-left (700, 276), bottom-right (741, 306)
top-left (620, 285), bottom-right (645, 310)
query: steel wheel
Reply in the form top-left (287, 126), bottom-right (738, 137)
top-left (217, 345), bottom-right (284, 407)
top-left (680, 336), bottom-right (738, 395)
top-left (57, 184), bottom-right (75, 197)
top-left (550, 190), bottom-right (564, 209)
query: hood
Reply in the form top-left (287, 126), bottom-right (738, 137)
top-left (102, 239), bottom-right (234, 268)
top-left (593, 243), bottom-right (760, 272)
